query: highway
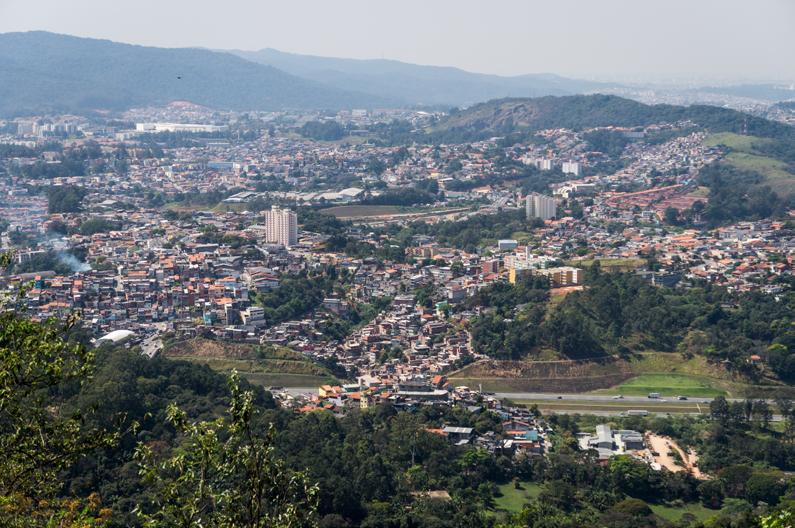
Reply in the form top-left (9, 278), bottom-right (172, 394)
top-left (283, 387), bottom-right (717, 404)
top-left (493, 392), bottom-right (714, 404)
top-left (279, 387), bottom-right (784, 419)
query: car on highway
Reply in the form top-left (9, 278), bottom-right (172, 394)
top-left (612, 395), bottom-right (624, 400)
top-left (677, 395), bottom-right (688, 400)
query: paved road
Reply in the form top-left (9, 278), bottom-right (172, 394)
top-left (283, 388), bottom-right (750, 404)
top-left (282, 387), bottom-right (316, 395)
top-left (282, 388), bottom-right (778, 406)
top-left (493, 392), bottom-right (715, 404)
top-left (139, 322), bottom-right (167, 358)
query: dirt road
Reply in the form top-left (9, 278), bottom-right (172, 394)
top-left (646, 433), bottom-right (704, 479)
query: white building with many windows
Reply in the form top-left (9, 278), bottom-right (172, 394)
top-left (262, 206), bottom-right (298, 247)
top-left (525, 193), bottom-right (558, 221)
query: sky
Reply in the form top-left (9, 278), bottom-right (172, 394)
top-left (1, 0), bottom-right (793, 82)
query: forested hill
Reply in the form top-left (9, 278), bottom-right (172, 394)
top-left (425, 94), bottom-right (793, 142)
top-left (228, 47), bottom-right (613, 107)
top-left (0, 32), bottom-right (390, 116)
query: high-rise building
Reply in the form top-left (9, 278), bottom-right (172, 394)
top-left (525, 193), bottom-right (558, 221)
top-left (262, 206), bottom-right (298, 247)
top-left (561, 161), bottom-right (581, 176)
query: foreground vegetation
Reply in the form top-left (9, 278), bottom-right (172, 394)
top-left (2, 301), bottom-right (795, 527)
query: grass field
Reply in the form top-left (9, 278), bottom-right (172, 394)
top-left (726, 152), bottom-right (792, 180)
top-left (321, 205), bottom-right (405, 218)
top-left (510, 231), bottom-right (532, 243)
top-left (592, 374), bottom-right (725, 398)
top-left (650, 503), bottom-right (717, 523)
top-left (704, 132), bottom-right (795, 195)
top-left (493, 482), bottom-right (542, 514)
top-left (591, 352), bottom-right (739, 397)
top-left (449, 351), bottom-right (795, 399)
top-left (703, 132), bottom-right (771, 151)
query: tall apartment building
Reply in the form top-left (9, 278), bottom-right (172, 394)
top-left (525, 193), bottom-right (558, 221)
top-left (509, 265), bottom-right (582, 286)
top-left (262, 206), bottom-right (298, 247)
top-left (561, 161), bottom-right (581, 176)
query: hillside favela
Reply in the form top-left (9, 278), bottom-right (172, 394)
top-left (1, 1), bottom-right (795, 527)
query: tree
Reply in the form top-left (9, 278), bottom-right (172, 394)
top-left (539, 480), bottom-right (577, 512)
top-left (753, 400), bottom-right (773, 429)
top-left (0, 266), bottom-right (117, 525)
top-left (135, 372), bottom-right (319, 527)
top-left (760, 509), bottom-right (795, 528)
top-left (718, 465), bottom-right (753, 498)
top-left (366, 157), bottom-right (386, 176)
top-left (47, 185), bottom-right (86, 213)
top-left (698, 479), bottom-right (724, 509)
top-left (664, 206), bottom-right (680, 225)
top-left (746, 473), bottom-right (785, 506)
top-left (0, 316), bottom-right (114, 498)
top-left (710, 396), bottom-right (731, 426)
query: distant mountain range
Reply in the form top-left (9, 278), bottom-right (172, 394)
top-left (225, 48), bottom-right (612, 107)
top-left (0, 31), bottom-right (389, 116)
top-left (0, 32), bottom-right (792, 117)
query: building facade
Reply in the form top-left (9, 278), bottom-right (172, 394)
top-left (262, 205), bottom-right (298, 247)
top-left (525, 193), bottom-right (558, 221)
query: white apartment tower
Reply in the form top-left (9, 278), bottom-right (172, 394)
top-left (263, 206), bottom-right (298, 247)
top-left (561, 161), bottom-right (581, 176)
top-left (525, 193), bottom-right (558, 221)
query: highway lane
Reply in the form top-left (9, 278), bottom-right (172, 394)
top-left (283, 387), bottom-right (316, 395)
top-left (493, 392), bottom-right (715, 404)
top-left (282, 388), bottom-right (774, 407)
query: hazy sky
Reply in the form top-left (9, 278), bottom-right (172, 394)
top-left (1, 0), bottom-right (793, 81)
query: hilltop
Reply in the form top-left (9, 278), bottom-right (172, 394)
top-left (228, 47), bottom-right (611, 107)
top-left (424, 94), bottom-right (793, 142)
top-left (0, 31), bottom-right (389, 116)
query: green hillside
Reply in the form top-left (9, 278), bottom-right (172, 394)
top-left (0, 31), bottom-right (387, 116)
top-left (704, 132), bottom-right (795, 195)
top-left (424, 94), bottom-right (792, 143)
top-left (163, 337), bottom-right (339, 387)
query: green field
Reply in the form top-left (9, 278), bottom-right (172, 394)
top-left (650, 503), bottom-right (717, 523)
top-left (593, 374), bottom-right (725, 398)
top-left (726, 151), bottom-right (792, 179)
top-left (321, 205), bottom-right (405, 218)
top-left (449, 351), bottom-right (795, 399)
top-left (493, 482), bottom-right (542, 514)
top-left (703, 132), bottom-right (771, 151)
